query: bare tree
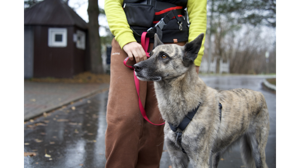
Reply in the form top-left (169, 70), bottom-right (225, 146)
top-left (88, 0), bottom-right (103, 73)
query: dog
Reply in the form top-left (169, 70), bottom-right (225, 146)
top-left (133, 33), bottom-right (270, 168)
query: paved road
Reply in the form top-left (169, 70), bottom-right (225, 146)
top-left (24, 75), bottom-right (276, 168)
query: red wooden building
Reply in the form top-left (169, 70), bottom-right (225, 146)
top-left (24, 0), bottom-right (90, 78)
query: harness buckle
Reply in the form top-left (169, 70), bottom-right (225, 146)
top-left (155, 18), bottom-right (166, 30)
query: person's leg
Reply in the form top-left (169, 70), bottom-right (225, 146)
top-left (105, 38), bottom-right (147, 168)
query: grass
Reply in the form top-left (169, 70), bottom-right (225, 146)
top-left (266, 78), bottom-right (276, 86)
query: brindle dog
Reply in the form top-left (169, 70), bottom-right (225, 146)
top-left (133, 33), bottom-right (270, 168)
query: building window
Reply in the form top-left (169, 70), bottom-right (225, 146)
top-left (48, 28), bottom-right (67, 47)
top-left (76, 30), bottom-right (86, 50)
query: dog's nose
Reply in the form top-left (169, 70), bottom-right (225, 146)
top-left (134, 64), bottom-right (143, 72)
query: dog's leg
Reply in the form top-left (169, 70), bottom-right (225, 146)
top-left (240, 134), bottom-right (256, 168)
top-left (211, 152), bottom-right (221, 168)
top-left (248, 106), bottom-right (269, 168)
top-left (165, 139), bottom-right (189, 168)
top-left (253, 107), bottom-right (269, 168)
top-left (245, 131), bottom-right (269, 168)
top-left (242, 106), bottom-right (269, 168)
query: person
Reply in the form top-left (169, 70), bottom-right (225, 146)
top-left (104, 0), bottom-right (207, 167)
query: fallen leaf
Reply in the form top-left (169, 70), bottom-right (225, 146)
top-left (36, 162), bottom-right (39, 164)
top-left (49, 158), bottom-right (52, 160)
top-left (74, 129), bottom-right (79, 133)
top-left (220, 158), bottom-right (224, 161)
top-left (79, 164), bottom-right (83, 166)
top-left (24, 152), bottom-right (36, 157)
top-left (44, 120), bottom-right (49, 123)
top-left (30, 119), bottom-right (34, 123)
top-left (25, 143), bottom-right (30, 145)
top-left (36, 123), bottom-right (46, 126)
top-left (57, 119), bottom-right (68, 122)
top-left (93, 140), bottom-right (97, 143)
top-left (78, 123), bottom-right (82, 125)
top-left (31, 99), bottom-right (36, 102)
top-left (50, 142), bottom-right (55, 144)
top-left (169, 166), bottom-right (172, 168)
top-left (35, 139), bottom-right (43, 143)
top-left (45, 154), bottom-right (51, 158)
top-left (87, 100), bottom-right (91, 103)
top-left (40, 132), bottom-right (46, 135)
top-left (69, 122), bottom-right (78, 125)
top-left (72, 106), bottom-right (76, 110)
top-left (43, 112), bottom-right (48, 117)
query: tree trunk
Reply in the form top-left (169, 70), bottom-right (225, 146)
top-left (88, 0), bottom-right (103, 73)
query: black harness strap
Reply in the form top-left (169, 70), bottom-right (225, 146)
top-left (219, 102), bottom-right (222, 121)
top-left (147, 10), bottom-right (184, 39)
top-left (168, 102), bottom-right (201, 154)
top-left (168, 102), bottom-right (223, 154)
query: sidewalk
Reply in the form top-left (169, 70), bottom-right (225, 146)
top-left (24, 81), bottom-right (109, 120)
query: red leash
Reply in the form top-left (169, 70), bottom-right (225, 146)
top-left (123, 32), bottom-right (165, 126)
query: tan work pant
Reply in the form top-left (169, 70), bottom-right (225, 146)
top-left (105, 38), bottom-right (165, 168)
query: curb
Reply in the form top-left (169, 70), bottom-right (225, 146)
top-left (263, 79), bottom-right (276, 91)
top-left (24, 83), bottom-right (109, 121)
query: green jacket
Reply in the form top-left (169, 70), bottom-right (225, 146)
top-left (104, 0), bottom-right (207, 66)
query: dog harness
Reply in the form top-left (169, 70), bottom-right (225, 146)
top-left (168, 102), bottom-right (223, 154)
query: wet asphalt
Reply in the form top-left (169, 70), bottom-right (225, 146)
top-left (24, 75), bottom-right (276, 168)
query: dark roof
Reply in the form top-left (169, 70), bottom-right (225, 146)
top-left (24, 0), bottom-right (88, 29)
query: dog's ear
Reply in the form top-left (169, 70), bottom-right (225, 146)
top-left (154, 33), bottom-right (164, 48)
top-left (183, 33), bottom-right (204, 67)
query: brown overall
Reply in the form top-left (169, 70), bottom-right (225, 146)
top-left (105, 38), bottom-right (185, 168)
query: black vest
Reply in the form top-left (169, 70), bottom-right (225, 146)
top-left (123, 0), bottom-right (189, 43)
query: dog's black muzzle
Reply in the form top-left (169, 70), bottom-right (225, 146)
top-left (133, 64), bottom-right (143, 72)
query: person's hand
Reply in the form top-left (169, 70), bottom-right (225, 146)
top-left (123, 42), bottom-right (147, 63)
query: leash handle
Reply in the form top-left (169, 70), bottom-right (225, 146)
top-left (122, 32), bottom-right (150, 69)
top-left (123, 57), bottom-right (134, 70)
top-left (123, 32), bottom-right (165, 126)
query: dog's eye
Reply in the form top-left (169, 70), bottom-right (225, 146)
top-left (161, 55), bottom-right (167, 59)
